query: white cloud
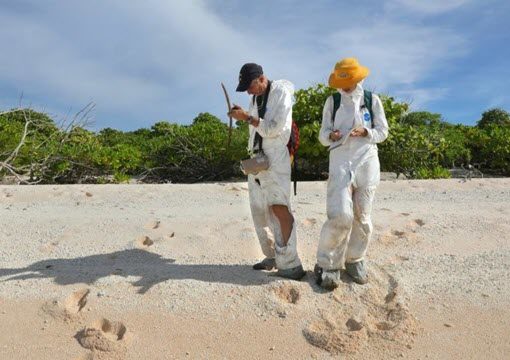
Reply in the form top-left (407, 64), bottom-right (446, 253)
top-left (393, 87), bottom-right (449, 110)
top-left (0, 0), bottom-right (478, 128)
top-left (387, 0), bottom-right (471, 14)
top-left (324, 21), bottom-right (467, 89)
top-left (0, 0), bottom-right (280, 127)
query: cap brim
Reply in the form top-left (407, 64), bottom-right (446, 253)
top-left (236, 81), bottom-right (250, 92)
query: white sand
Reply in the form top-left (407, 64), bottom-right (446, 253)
top-left (0, 179), bottom-right (509, 359)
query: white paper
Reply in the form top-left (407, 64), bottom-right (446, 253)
top-left (328, 129), bottom-right (352, 151)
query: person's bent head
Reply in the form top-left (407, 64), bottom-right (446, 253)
top-left (236, 63), bottom-right (268, 96)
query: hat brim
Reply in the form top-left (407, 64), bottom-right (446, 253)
top-left (328, 67), bottom-right (369, 89)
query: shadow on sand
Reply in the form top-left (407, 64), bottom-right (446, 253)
top-left (0, 249), bottom-right (284, 294)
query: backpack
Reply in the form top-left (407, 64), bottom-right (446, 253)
top-left (252, 81), bottom-right (300, 195)
top-left (331, 90), bottom-right (374, 127)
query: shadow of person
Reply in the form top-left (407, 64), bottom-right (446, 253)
top-left (0, 249), bottom-right (277, 294)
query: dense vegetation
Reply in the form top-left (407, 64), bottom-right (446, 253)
top-left (1, 85), bottom-right (509, 184)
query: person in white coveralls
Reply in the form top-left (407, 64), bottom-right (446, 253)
top-left (228, 63), bottom-right (305, 280)
top-left (315, 58), bottom-right (389, 290)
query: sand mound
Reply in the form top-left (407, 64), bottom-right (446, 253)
top-left (272, 283), bottom-right (301, 304)
top-left (41, 288), bottom-right (90, 322)
top-left (76, 318), bottom-right (129, 354)
top-left (136, 235), bottom-right (154, 248)
top-left (65, 288), bottom-right (90, 314)
top-left (303, 267), bottom-right (418, 356)
top-left (379, 217), bottom-right (424, 246)
top-left (144, 220), bottom-right (161, 229)
top-left (304, 312), bottom-right (368, 354)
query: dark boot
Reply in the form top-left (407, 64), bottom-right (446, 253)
top-left (253, 257), bottom-right (276, 271)
top-left (275, 265), bottom-right (306, 280)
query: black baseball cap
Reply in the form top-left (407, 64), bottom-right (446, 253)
top-left (236, 63), bottom-right (263, 92)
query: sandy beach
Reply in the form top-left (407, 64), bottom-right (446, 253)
top-left (0, 179), bottom-right (509, 359)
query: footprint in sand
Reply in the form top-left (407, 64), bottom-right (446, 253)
top-left (76, 318), bottom-right (129, 353)
top-left (379, 218), bottom-right (425, 246)
top-left (73, 354), bottom-right (94, 360)
top-left (272, 283), bottom-right (300, 304)
top-left (414, 219), bottom-right (425, 227)
top-left (39, 241), bottom-right (59, 254)
top-left (136, 236), bottom-right (154, 248)
top-left (145, 220), bottom-right (161, 230)
top-left (380, 228), bottom-right (420, 245)
top-left (302, 218), bottom-right (317, 227)
top-left (392, 255), bottom-right (410, 263)
top-left (303, 267), bottom-right (417, 356)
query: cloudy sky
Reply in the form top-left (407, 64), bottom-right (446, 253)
top-left (1, 0), bottom-right (509, 130)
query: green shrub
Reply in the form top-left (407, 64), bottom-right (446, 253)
top-left (415, 166), bottom-right (451, 179)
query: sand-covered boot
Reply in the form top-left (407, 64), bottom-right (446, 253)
top-left (345, 260), bottom-right (368, 285)
top-left (315, 264), bottom-right (341, 290)
top-left (321, 269), bottom-right (341, 291)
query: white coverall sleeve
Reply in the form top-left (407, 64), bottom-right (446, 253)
top-left (365, 94), bottom-right (389, 144)
top-left (319, 95), bottom-right (334, 146)
top-left (256, 87), bottom-right (291, 138)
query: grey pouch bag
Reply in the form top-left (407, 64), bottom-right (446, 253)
top-left (240, 153), bottom-right (269, 175)
top-left (241, 81), bottom-right (272, 175)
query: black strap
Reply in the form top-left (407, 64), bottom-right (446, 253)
top-left (252, 81), bottom-right (272, 152)
top-left (332, 92), bottom-right (341, 124)
top-left (293, 154), bottom-right (298, 196)
top-left (331, 90), bottom-right (374, 128)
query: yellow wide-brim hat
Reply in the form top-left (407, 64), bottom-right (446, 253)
top-left (328, 57), bottom-right (370, 89)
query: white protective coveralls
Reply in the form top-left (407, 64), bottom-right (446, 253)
top-left (246, 79), bottom-right (302, 270)
top-left (317, 83), bottom-right (389, 271)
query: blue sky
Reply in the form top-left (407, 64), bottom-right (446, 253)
top-left (1, 0), bottom-right (509, 130)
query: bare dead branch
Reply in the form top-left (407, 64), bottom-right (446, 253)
top-left (1, 101), bottom-right (97, 184)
